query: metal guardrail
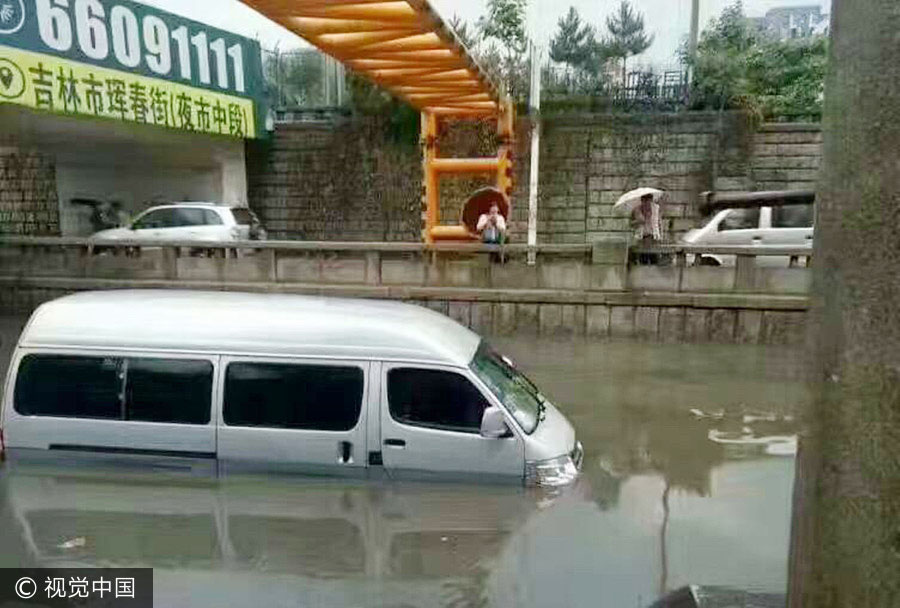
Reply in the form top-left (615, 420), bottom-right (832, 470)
top-left (0, 237), bottom-right (593, 256)
top-left (631, 243), bottom-right (812, 257)
top-left (0, 237), bottom-right (812, 297)
top-left (0, 237), bottom-right (811, 258)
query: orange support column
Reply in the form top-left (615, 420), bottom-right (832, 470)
top-left (421, 111), bottom-right (439, 244)
top-left (496, 99), bottom-right (515, 204)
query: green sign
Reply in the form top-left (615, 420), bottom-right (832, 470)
top-left (0, 0), bottom-right (265, 137)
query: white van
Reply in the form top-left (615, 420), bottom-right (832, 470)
top-left (681, 204), bottom-right (815, 267)
top-left (0, 291), bottom-right (582, 487)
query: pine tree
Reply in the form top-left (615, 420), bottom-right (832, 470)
top-left (448, 14), bottom-right (478, 50)
top-left (602, 0), bottom-right (654, 85)
top-left (549, 7), bottom-right (594, 72)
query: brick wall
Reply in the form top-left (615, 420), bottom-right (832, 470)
top-left (247, 119), bottom-right (421, 241)
top-left (248, 113), bottom-right (822, 244)
top-left (0, 151), bottom-right (60, 236)
top-left (749, 123), bottom-right (823, 191)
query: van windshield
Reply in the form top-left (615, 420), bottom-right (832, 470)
top-left (469, 342), bottom-right (543, 435)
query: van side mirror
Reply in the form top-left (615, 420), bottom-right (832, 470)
top-left (480, 406), bottom-right (510, 439)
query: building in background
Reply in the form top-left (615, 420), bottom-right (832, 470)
top-left (0, 0), bottom-right (267, 236)
top-left (751, 5), bottom-right (830, 40)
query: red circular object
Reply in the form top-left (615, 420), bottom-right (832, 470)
top-left (461, 187), bottom-right (510, 233)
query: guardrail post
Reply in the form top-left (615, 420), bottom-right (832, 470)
top-left (675, 249), bottom-right (687, 292)
top-left (265, 248), bottom-right (278, 283)
top-left (162, 246), bottom-right (178, 280)
top-left (365, 251), bottom-right (382, 286)
top-left (734, 254), bottom-right (757, 292)
top-left (590, 239), bottom-right (629, 291)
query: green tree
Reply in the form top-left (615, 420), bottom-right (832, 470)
top-left (602, 0), bottom-right (654, 85)
top-left (448, 14), bottom-right (479, 50)
top-left (477, 0), bottom-right (529, 99)
top-left (549, 7), bottom-right (594, 71)
top-left (264, 49), bottom-right (325, 108)
top-left (685, 1), bottom-right (757, 111)
top-left (685, 1), bottom-right (828, 119)
top-left (746, 37), bottom-right (828, 119)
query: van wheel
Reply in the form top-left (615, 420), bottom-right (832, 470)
top-left (697, 256), bottom-right (721, 267)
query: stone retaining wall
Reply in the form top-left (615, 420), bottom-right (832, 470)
top-left (0, 150), bottom-right (60, 236)
top-left (248, 113), bottom-right (822, 244)
top-left (0, 283), bottom-right (807, 346)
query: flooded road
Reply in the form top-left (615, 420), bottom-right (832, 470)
top-left (0, 318), bottom-right (806, 607)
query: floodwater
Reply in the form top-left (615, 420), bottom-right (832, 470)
top-left (0, 317), bottom-right (807, 608)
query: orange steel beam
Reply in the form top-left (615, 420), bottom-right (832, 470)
top-left (431, 158), bottom-right (501, 174)
top-left (240, 0), bottom-right (500, 115)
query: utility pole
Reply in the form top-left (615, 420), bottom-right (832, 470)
top-left (689, 0), bottom-right (700, 70)
top-left (526, 41), bottom-right (541, 265)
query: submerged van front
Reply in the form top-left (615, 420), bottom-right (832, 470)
top-left (0, 290), bottom-right (582, 487)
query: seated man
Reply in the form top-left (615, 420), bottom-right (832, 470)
top-left (476, 203), bottom-right (507, 245)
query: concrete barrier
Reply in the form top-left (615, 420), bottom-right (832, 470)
top-left (0, 237), bottom-right (812, 345)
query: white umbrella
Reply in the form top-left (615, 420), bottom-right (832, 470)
top-left (613, 188), bottom-right (665, 214)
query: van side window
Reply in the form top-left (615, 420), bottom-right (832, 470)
top-left (126, 359), bottom-right (213, 424)
top-left (387, 368), bottom-right (490, 434)
top-left (14, 355), bottom-right (212, 424)
top-left (15, 355), bottom-right (121, 419)
top-left (718, 208), bottom-right (761, 231)
top-left (224, 363), bottom-right (364, 431)
top-left (772, 204), bottom-right (814, 228)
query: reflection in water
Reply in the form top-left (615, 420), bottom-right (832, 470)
top-left (0, 338), bottom-right (806, 607)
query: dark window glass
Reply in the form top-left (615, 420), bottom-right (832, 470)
top-left (387, 368), bottom-right (489, 434)
top-left (132, 208), bottom-right (176, 229)
top-left (772, 204), bottom-right (814, 229)
top-left (126, 359), bottom-right (212, 424)
top-left (224, 363), bottom-right (364, 431)
top-left (230, 208), bottom-right (257, 226)
top-left (14, 355), bottom-right (213, 424)
top-left (718, 208), bottom-right (760, 231)
top-left (201, 209), bottom-right (224, 225)
top-left (15, 355), bottom-right (121, 419)
top-left (173, 208), bottom-right (207, 227)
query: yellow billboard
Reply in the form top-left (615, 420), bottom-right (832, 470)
top-left (0, 44), bottom-right (255, 137)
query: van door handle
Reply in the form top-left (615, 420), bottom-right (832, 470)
top-left (338, 441), bottom-right (353, 464)
top-left (384, 438), bottom-right (406, 448)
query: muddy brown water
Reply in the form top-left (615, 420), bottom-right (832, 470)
top-left (0, 318), bottom-right (806, 607)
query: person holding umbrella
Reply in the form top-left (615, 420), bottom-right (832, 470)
top-left (614, 187), bottom-right (665, 265)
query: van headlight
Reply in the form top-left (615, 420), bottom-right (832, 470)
top-left (526, 442), bottom-right (583, 487)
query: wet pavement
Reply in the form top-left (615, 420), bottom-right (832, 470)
top-left (0, 317), bottom-right (807, 607)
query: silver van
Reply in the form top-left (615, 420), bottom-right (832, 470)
top-left (681, 204), bottom-right (814, 267)
top-left (0, 291), bottom-right (582, 487)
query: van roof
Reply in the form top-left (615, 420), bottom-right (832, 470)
top-left (19, 291), bottom-right (481, 366)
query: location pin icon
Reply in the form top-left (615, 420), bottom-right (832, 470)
top-left (0, 66), bottom-right (12, 89)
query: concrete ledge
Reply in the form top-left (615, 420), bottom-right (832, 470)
top-left (0, 277), bottom-right (811, 346)
top-left (0, 276), bottom-right (810, 311)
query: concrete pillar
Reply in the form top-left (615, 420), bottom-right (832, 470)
top-left (217, 141), bottom-right (248, 207)
top-left (788, 2), bottom-right (900, 606)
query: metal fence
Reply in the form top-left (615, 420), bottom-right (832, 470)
top-left (262, 48), bottom-right (347, 111)
top-left (542, 65), bottom-right (690, 111)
